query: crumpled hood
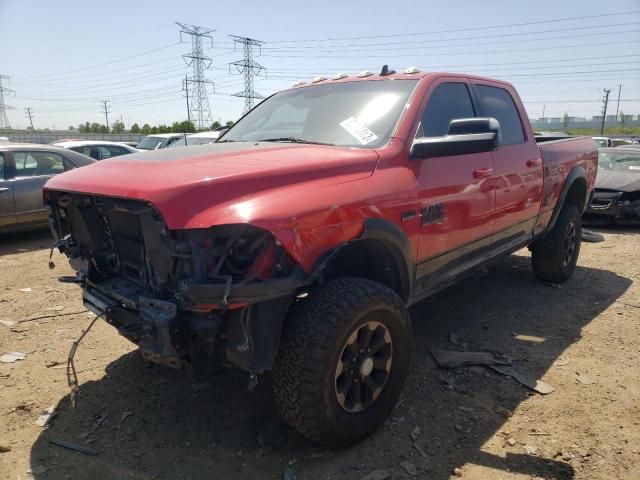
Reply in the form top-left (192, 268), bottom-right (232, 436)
top-left (595, 169), bottom-right (640, 193)
top-left (44, 142), bottom-right (379, 229)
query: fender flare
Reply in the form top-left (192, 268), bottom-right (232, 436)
top-left (309, 217), bottom-right (414, 302)
top-left (546, 165), bottom-right (588, 233)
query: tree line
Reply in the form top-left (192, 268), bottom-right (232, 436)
top-left (75, 120), bottom-right (234, 134)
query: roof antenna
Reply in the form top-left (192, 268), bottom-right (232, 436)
top-left (380, 64), bottom-right (396, 76)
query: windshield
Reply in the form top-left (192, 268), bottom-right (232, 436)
top-left (598, 151), bottom-right (640, 172)
top-left (169, 135), bottom-right (220, 148)
top-left (136, 136), bottom-right (166, 150)
top-left (222, 79), bottom-right (418, 148)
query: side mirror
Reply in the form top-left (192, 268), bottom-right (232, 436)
top-left (411, 117), bottom-right (501, 159)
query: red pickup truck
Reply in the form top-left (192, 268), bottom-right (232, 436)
top-left (44, 69), bottom-right (597, 447)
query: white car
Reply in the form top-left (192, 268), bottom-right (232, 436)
top-left (592, 136), bottom-right (613, 148)
top-left (135, 133), bottom-right (185, 150)
top-left (168, 130), bottom-right (225, 147)
top-left (52, 140), bottom-right (139, 160)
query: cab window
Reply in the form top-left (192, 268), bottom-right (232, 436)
top-left (419, 82), bottom-right (476, 137)
top-left (475, 85), bottom-right (525, 145)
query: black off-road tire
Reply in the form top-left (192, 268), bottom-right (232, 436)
top-left (531, 203), bottom-right (582, 283)
top-left (272, 277), bottom-right (411, 447)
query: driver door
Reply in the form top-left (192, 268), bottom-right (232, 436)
top-left (411, 80), bottom-right (496, 285)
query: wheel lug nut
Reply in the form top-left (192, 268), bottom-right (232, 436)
top-left (352, 356), bottom-right (357, 363)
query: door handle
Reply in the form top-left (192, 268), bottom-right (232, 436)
top-left (473, 168), bottom-right (494, 179)
top-left (0, 187), bottom-right (9, 193)
top-left (526, 158), bottom-right (542, 167)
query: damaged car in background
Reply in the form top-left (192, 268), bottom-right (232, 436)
top-left (583, 147), bottom-right (640, 225)
top-left (44, 68), bottom-right (596, 447)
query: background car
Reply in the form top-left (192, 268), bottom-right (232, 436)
top-left (52, 140), bottom-right (139, 160)
top-left (135, 133), bottom-right (184, 150)
top-left (168, 129), bottom-right (226, 147)
top-left (583, 147), bottom-right (640, 226)
top-left (592, 136), bottom-right (614, 147)
top-left (0, 143), bottom-right (95, 233)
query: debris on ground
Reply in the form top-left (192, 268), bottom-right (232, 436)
top-left (0, 351), bottom-right (27, 363)
top-left (430, 349), bottom-right (510, 368)
top-left (18, 288), bottom-right (32, 292)
top-left (431, 349), bottom-right (554, 394)
top-left (0, 444), bottom-right (11, 453)
top-left (120, 409), bottom-right (133, 425)
top-left (449, 333), bottom-right (459, 345)
top-left (84, 412), bottom-right (108, 438)
top-left (44, 359), bottom-right (63, 368)
top-left (524, 445), bottom-right (538, 455)
top-left (35, 405), bottom-right (56, 427)
top-left (576, 373), bottom-right (594, 385)
top-left (413, 443), bottom-right (428, 458)
top-left (360, 470), bottom-right (391, 480)
top-left (0, 320), bottom-right (16, 327)
top-left (17, 309), bottom-right (89, 324)
top-left (489, 365), bottom-right (555, 394)
top-left (410, 425), bottom-right (422, 441)
top-left (48, 437), bottom-right (98, 456)
top-left (400, 461), bottom-right (418, 476)
top-left (582, 229), bottom-right (605, 243)
top-left (507, 438), bottom-right (517, 446)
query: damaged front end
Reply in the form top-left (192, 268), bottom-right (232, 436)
top-left (46, 191), bottom-right (304, 380)
top-left (584, 189), bottom-right (640, 225)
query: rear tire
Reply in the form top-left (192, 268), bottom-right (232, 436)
top-left (272, 277), bottom-right (411, 447)
top-left (531, 203), bottom-right (582, 283)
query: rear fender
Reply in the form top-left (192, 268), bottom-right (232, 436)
top-left (545, 166), bottom-right (587, 234)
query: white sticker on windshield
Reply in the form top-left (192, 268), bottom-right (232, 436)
top-left (339, 117), bottom-right (378, 145)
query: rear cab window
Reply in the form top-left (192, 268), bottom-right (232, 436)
top-left (474, 84), bottom-right (525, 145)
top-left (418, 82), bottom-right (476, 137)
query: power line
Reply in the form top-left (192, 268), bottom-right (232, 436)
top-left (263, 21), bottom-right (639, 51)
top-left (262, 39), bottom-right (640, 59)
top-left (0, 75), bottom-right (15, 130)
top-left (266, 10), bottom-right (640, 43)
top-left (19, 43), bottom-right (182, 81)
top-left (229, 35), bottom-right (266, 114)
top-left (176, 22), bottom-right (216, 129)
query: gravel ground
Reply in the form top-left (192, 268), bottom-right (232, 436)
top-left (0, 228), bottom-right (638, 480)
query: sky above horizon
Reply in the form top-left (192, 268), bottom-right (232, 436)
top-left (1, 0), bottom-right (639, 130)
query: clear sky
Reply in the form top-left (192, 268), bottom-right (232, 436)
top-left (1, 0), bottom-right (639, 130)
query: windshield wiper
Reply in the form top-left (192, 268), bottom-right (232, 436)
top-left (257, 137), bottom-right (334, 146)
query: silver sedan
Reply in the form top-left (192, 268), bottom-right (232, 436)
top-left (0, 143), bottom-right (95, 233)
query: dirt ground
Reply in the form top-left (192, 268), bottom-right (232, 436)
top-left (0, 228), bottom-right (638, 480)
